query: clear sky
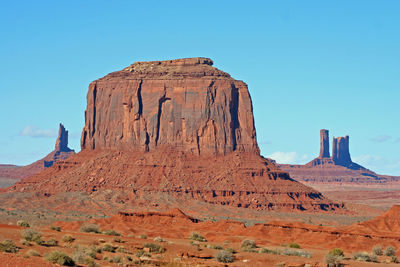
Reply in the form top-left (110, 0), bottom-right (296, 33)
top-left (1, 1), bottom-right (399, 175)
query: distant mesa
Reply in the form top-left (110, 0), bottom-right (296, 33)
top-left (306, 129), bottom-right (365, 171)
top-left (279, 129), bottom-right (400, 185)
top-left (0, 123), bottom-right (75, 183)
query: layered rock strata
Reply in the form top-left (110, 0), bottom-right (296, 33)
top-left (9, 58), bottom-right (343, 212)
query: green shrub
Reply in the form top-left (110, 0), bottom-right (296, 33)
top-left (62, 234), bottom-right (75, 243)
top-left (102, 243), bottom-right (116, 253)
top-left (189, 232), bottom-right (206, 242)
top-left (43, 238), bottom-right (58, 247)
top-left (352, 252), bottom-right (378, 262)
top-left (21, 229), bottom-right (42, 245)
top-left (325, 253), bottom-right (344, 267)
top-left (138, 234), bottom-right (147, 239)
top-left (27, 249), bottom-right (40, 257)
top-left (385, 246), bottom-right (396, 256)
top-left (282, 249), bottom-right (312, 258)
top-left (392, 256), bottom-right (399, 263)
top-left (215, 250), bottom-right (235, 263)
top-left (73, 246), bottom-right (97, 264)
top-left (225, 247), bottom-right (237, 254)
top-left (288, 242), bottom-right (301, 249)
top-left (241, 239), bottom-right (257, 252)
top-left (108, 256), bottom-right (122, 263)
top-left (209, 245), bottom-right (223, 250)
top-left (102, 230), bottom-right (121, 236)
top-left (80, 223), bottom-right (100, 233)
top-left (17, 220), bottom-right (30, 228)
top-left (260, 247), bottom-right (280, 255)
top-left (154, 236), bottom-right (165, 242)
top-left (328, 248), bottom-right (344, 257)
top-left (44, 250), bottom-right (75, 266)
top-left (135, 249), bottom-right (151, 258)
top-left (50, 226), bottom-right (61, 232)
top-left (113, 237), bottom-right (124, 243)
top-left (143, 242), bottom-right (165, 253)
top-left (0, 239), bottom-right (19, 253)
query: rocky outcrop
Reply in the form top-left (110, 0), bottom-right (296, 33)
top-left (332, 135), bottom-right (352, 167)
top-left (44, 124), bottom-right (75, 168)
top-left (81, 57), bottom-right (259, 155)
top-left (319, 129), bottom-right (330, 158)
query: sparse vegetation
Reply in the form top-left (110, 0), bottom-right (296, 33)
top-left (215, 250), bottom-right (235, 263)
top-left (154, 236), bottom-right (165, 242)
top-left (282, 248), bottom-right (312, 258)
top-left (189, 232), bottom-right (206, 242)
top-left (372, 244), bottom-right (382, 255)
top-left (260, 247), bottom-right (311, 258)
top-left (62, 234), bottom-right (75, 243)
top-left (143, 242), bottom-right (165, 253)
top-left (288, 242), bottom-right (301, 249)
top-left (352, 251), bottom-right (378, 262)
top-left (392, 256), bottom-right (399, 263)
top-left (51, 226), bottom-right (61, 231)
top-left (328, 248), bottom-right (344, 257)
top-left (80, 223), bottom-right (100, 233)
top-left (27, 249), bottom-right (40, 257)
top-left (135, 249), bottom-right (151, 258)
top-left (260, 247), bottom-right (279, 255)
top-left (113, 237), bottom-right (124, 243)
top-left (138, 234), bottom-right (147, 239)
top-left (72, 246), bottom-right (98, 265)
top-left (21, 229), bottom-right (42, 245)
top-left (107, 255), bottom-right (122, 263)
top-left (385, 246), bottom-right (396, 256)
top-left (102, 243), bottom-right (116, 253)
top-left (17, 220), bottom-right (30, 227)
top-left (102, 229), bottom-right (121, 236)
top-left (325, 253), bottom-right (344, 267)
top-left (0, 239), bottom-right (19, 253)
top-left (208, 244), bottom-right (223, 250)
top-left (43, 238), bottom-right (58, 247)
top-left (44, 250), bottom-right (75, 266)
top-left (241, 239), bottom-right (257, 252)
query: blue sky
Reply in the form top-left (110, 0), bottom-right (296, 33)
top-left (1, 1), bottom-right (399, 175)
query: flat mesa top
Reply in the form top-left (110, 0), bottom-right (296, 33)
top-left (97, 57), bottom-right (232, 81)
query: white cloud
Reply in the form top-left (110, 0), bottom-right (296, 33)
top-left (353, 154), bottom-right (400, 176)
top-left (19, 125), bottom-right (57, 138)
top-left (267, 151), bottom-right (310, 164)
top-left (370, 135), bottom-right (392, 143)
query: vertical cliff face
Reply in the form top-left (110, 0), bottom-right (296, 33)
top-left (332, 135), bottom-right (352, 166)
top-left (81, 58), bottom-right (259, 155)
top-left (55, 124), bottom-right (73, 152)
top-left (319, 129), bottom-right (330, 158)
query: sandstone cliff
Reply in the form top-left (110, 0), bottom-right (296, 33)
top-left (81, 57), bottom-right (259, 156)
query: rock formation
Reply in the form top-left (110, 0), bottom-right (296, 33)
top-left (81, 57), bottom-right (259, 156)
top-left (0, 123), bottom-right (75, 182)
top-left (332, 135), bottom-right (352, 167)
top-left (319, 129), bottom-right (330, 158)
top-left (44, 124), bottom-right (75, 168)
top-left (279, 129), bottom-right (400, 186)
top-left (9, 58), bottom-right (344, 212)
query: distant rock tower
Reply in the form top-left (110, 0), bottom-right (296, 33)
top-left (332, 135), bottom-right (352, 166)
top-left (44, 123), bottom-right (75, 168)
top-left (319, 129), bottom-right (330, 158)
